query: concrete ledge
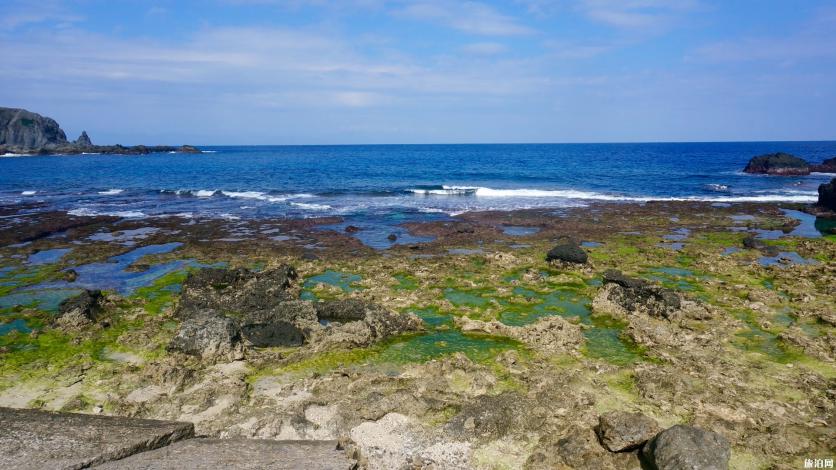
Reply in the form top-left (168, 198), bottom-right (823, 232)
top-left (96, 438), bottom-right (357, 469)
top-left (0, 407), bottom-right (194, 470)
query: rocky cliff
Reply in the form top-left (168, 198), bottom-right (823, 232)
top-left (0, 107), bottom-right (200, 155)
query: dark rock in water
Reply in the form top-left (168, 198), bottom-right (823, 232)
top-left (177, 145), bottom-right (201, 154)
top-left (387, 233), bottom-right (398, 241)
top-left (75, 131), bottom-right (92, 147)
top-left (743, 152), bottom-right (810, 175)
top-left (546, 241), bottom-right (588, 264)
top-left (345, 225), bottom-right (361, 233)
top-left (167, 311), bottom-right (243, 360)
top-left (817, 177), bottom-right (836, 211)
top-left (642, 425), bottom-right (730, 470)
top-left (455, 223), bottom-right (475, 234)
top-left (811, 157), bottom-right (836, 173)
top-left (64, 269), bottom-right (78, 282)
top-left (56, 289), bottom-right (103, 329)
top-left (175, 265), bottom-right (297, 320)
top-left (596, 411), bottom-right (661, 452)
top-left (599, 270), bottom-right (681, 319)
top-left (0, 107), bottom-right (67, 149)
top-left (314, 299), bottom-right (370, 322)
top-left (742, 236), bottom-right (780, 256)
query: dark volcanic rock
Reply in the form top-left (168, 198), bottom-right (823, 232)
top-left (811, 157), bottom-right (836, 173)
top-left (0, 107), bottom-right (67, 149)
top-left (345, 225), bottom-right (361, 233)
top-left (546, 240), bottom-right (588, 264)
top-left (314, 298), bottom-right (370, 322)
top-left (599, 270), bottom-right (681, 319)
top-left (743, 152), bottom-right (810, 175)
top-left (239, 300), bottom-right (317, 347)
top-left (596, 411), bottom-right (661, 452)
top-left (75, 130), bottom-right (92, 147)
top-left (387, 233), bottom-right (398, 241)
top-left (817, 177), bottom-right (836, 211)
top-left (174, 266), bottom-right (297, 319)
top-left (167, 311), bottom-right (243, 360)
top-left (642, 425), bottom-right (730, 470)
top-left (55, 289), bottom-right (103, 329)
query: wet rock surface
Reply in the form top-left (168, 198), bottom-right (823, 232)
top-left (594, 270), bottom-right (681, 319)
top-left (55, 289), bottom-right (104, 329)
top-left (546, 240), bottom-right (588, 264)
top-left (642, 425), bottom-right (731, 470)
top-left (818, 177), bottom-right (836, 211)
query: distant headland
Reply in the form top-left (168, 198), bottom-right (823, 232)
top-left (0, 107), bottom-right (200, 156)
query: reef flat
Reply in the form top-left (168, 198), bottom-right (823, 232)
top-left (0, 201), bottom-right (833, 469)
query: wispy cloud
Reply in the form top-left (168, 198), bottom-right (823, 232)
top-left (577, 0), bottom-right (699, 30)
top-left (395, 1), bottom-right (535, 36)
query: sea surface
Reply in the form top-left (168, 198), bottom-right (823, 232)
top-left (2, 142), bottom-right (835, 223)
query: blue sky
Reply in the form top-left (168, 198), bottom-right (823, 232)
top-left (2, 1), bottom-right (835, 144)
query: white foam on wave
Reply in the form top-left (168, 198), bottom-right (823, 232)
top-left (195, 190), bottom-right (217, 198)
top-left (408, 185), bottom-right (478, 195)
top-left (68, 208), bottom-right (146, 218)
top-left (2, 153), bottom-right (26, 157)
top-left (290, 202), bottom-right (332, 210)
top-left (21, 190), bottom-right (37, 196)
top-left (202, 150), bottom-right (217, 153)
top-left (98, 189), bottom-right (124, 195)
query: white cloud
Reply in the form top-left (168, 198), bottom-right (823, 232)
top-left (460, 42), bottom-right (508, 55)
top-left (395, 0), bottom-right (535, 36)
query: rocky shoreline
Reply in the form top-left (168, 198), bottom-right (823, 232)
top-left (0, 107), bottom-right (200, 155)
top-left (0, 200), bottom-right (833, 469)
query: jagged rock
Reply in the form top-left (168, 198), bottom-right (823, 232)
top-left (743, 152), bottom-right (810, 175)
top-left (75, 131), bottom-right (92, 147)
top-left (593, 270), bottom-right (681, 319)
top-left (174, 266), bottom-right (297, 319)
top-left (64, 269), bottom-right (78, 282)
top-left (314, 299), bottom-right (369, 322)
top-left (387, 233), bottom-right (398, 241)
top-left (344, 225), bottom-right (361, 233)
top-left (596, 411), bottom-right (661, 452)
top-left (455, 316), bottom-right (583, 354)
top-left (817, 178), bottom-right (836, 211)
top-left (642, 425), bottom-right (730, 470)
top-left (546, 240), bottom-right (587, 264)
top-left (239, 301), bottom-right (317, 347)
top-left (55, 289), bottom-right (103, 329)
top-left (167, 311), bottom-right (243, 361)
top-left (0, 107), bottom-right (67, 149)
top-left (810, 157), bottom-right (836, 173)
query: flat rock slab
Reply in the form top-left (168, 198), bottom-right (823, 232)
top-left (96, 438), bottom-right (356, 469)
top-left (0, 407), bottom-right (194, 470)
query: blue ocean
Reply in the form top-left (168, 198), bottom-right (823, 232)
top-left (2, 142), bottom-right (834, 221)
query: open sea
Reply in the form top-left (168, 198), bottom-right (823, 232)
top-left (2, 142), bottom-right (835, 223)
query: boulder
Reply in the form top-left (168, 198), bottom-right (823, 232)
top-left (55, 289), bottom-right (103, 329)
top-left (593, 270), bottom-right (681, 319)
top-left (546, 240), bottom-right (588, 264)
top-left (810, 157), bottom-right (836, 173)
top-left (174, 266), bottom-right (297, 319)
top-left (817, 178), bottom-right (836, 211)
top-left (344, 225), bottom-right (361, 233)
top-left (387, 233), bottom-right (398, 241)
top-left (596, 411), bottom-right (661, 452)
top-left (642, 425), bottom-right (730, 470)
top-left (743, 152), bottom-right (810, 175)
top-left (75, 131), bottom-right (92, 147)
top-left (167, 311), bottom-right (243, 361)
top-left (239, 300), bottom-right (317, 347)
top-left (314, 299), bottom-right (370, 322)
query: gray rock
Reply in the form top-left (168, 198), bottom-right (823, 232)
top-left (743, 152), bottom-right (810, 176)
top-left (55, 289), bottom-right (103, 329)
top-left (96, 438), bottom-right (355, 470)
top-left (0, 407), bottom-right (193, 470)
top-left (175, 265), bottom-right (297, 320)
top-left (167, 311), bottom-right (243, 360)
top-left (596, 411), bottom-right (661, 452)
top-left (546, 240), bottom-right (588, 264)
top-left (240, 301), bottom-right (316, 347)
top-left (75, 130), bottom-right (92, 146)
top-left (315, 298), bottom-right (371, 322)
top-left (0, 107), bottom-right (67, 149)
top-left (642, 425), bottom-right (730, 470)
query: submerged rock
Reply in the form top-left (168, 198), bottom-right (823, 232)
top-left (743, 152), bottom-right (810, 176)
top-left (596, 411), bottom-right (661, 452)
top-left (642, 425), bottom-right (730, 470)
top-left (810, 157), bottom-right (836, 173)
top-left (55, 289), bottom-right (103, 329)
top-left (817, 177), bottom-right (836, 211)
top-left (546, 240), bottom-right (588, 264)
top-left (167, 311), bottom-right (243, 361)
